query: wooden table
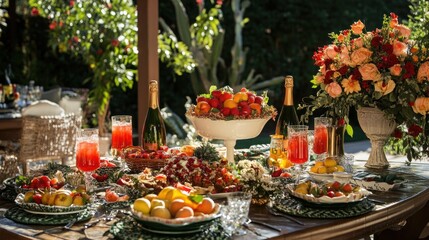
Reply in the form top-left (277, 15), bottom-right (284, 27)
top-left (0, 159), bottom-right (429, 240)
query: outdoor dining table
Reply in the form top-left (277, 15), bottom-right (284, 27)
top-left (0, 158), bottom-right (429, 240)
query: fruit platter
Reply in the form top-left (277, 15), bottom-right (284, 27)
top-left (308, 157), bottom-right (347, 182)
top-left (286, 180), bottom-right (372, 204)
top-left (130, 185), bottom-right (221, 234)
top-left (186, 86), bottom-right (277, 163)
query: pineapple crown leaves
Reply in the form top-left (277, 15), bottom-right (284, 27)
top-left (193, 142), bottom-right (221, 162)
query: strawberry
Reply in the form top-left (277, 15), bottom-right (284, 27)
top-left (196, 96), bottom-right (208, 102)
top-left (342, 183), bottom-right (353, 193)
top-left (255, 96), bottom-right (264, 104)
top-left (211, 90), bottom-right (222, 98)
top-left (330, 181), bottom-right (341, 191)
top-left (221, 108), bottom-right (231, 116)
top-left (209, 98), bottom-right (220, 108)
top-left (32, 193), bottom-right (43, 204)
top-left (230, 108), bottom-right (239, 116)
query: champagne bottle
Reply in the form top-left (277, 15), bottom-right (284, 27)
top-left (275, 75), bottom-right (299, 138)
top-left (141, 80), bottom-right (167, 151)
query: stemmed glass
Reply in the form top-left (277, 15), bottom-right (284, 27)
top-left (111, 115), bottom-right (133, 158)
top-left (313, 117), bottom-right (331, 161)
top-left (288, 125), bottom-right (309, 184)
top-left (75, 128), bottom-right (101, 193)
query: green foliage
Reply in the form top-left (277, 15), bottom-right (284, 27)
top-left (407, 0), bottom-right (429, 47)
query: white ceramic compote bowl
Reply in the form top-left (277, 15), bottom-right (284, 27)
top-left (187, 115), bottom-right (270, 164)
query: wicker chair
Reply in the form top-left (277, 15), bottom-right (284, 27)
top-left (19, 113), bottom-right (82, 174)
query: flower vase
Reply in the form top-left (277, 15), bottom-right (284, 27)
top-left (327, 122), bottom-right (345, 158)
top-left (356, 107), bottom-right (397, 169)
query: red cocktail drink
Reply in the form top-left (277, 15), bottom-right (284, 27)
top-left (111, 125), bottom-right (132, 150)
top-left (76, 141), bottom-right (100, 172)
top-left (313, 125), bottom-right (328, 154)
top-left (288, 134), bottom-right (309, 164)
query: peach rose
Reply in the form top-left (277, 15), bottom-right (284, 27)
top-left (352, 38), bottom-right (364, 49)
top-left (341, 76), bottom-right (361, 94)
top-left (325, 82), bottom-right (342, 98)
top-left (324, 45), bottom-right (338, 60)
top-left (392, 40), bottom-right (407, 58)
top-left (394, 24), bottom-right (411, 40)
top-left (350, 48), bottom-right (372, 66)
top-left (417, 61), bottom-right (429, 82)
top-left (315, 74), bottom-right (324, 84)
top-left (390, 17), bottom-right (398, 28)
top-left (337, 34), bottom-right (345, 43)
top-left (351, 20), bottom-right (365, 35)
top-left (412, 97), bottom-right (429, 115)
top-left (340, 46), bottom-right (351, 65)
top-left (389, 64), bottom-right (402, 76)
top-left (374, 79), bottom-right (395, 95)
top-left (359, 63), bottom-right (382, 81)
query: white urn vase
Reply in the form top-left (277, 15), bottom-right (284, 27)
top-left (356, 107), bottom-right (396, 169)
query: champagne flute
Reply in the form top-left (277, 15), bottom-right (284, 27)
top-left (76, 128), bottom-right (101, 193)
top-left (287, 125), bottom-right (309, 184)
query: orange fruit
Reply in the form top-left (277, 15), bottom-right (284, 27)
top-left (233, 92), bottom-right (248, 103)
top-left (169, 198), bottom-right (186, 217)
top-left (249, 103), bottom-right (261, 115)
top-left (195, 198), bottom-right (215, 214)
top-left (324, 158), bottom-right (337, 167)
top-left (223, 99), bottom-right (238, 109)
top-left (175, 206), bottom-right (194, 219)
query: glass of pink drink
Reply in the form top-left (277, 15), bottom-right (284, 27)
top-left (76, 128), bottom-right (100, 192)
top-left (288, 125), bottom-right (309, 184)
top-left (313, 117), bottom-right (332, 160)
top-left (111, 115), bottom-right (133, 158)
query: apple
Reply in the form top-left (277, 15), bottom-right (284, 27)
top-left (255, 96), bottom-right (264, 104)
top-left (221, 108), bottom-right (231, 117)
top-left (208, 98), bottom-right (220, 108)
top-left (41, 192), bottom-right (51, 205)
top-left (211, 90), bottom-right (222, 98)
top-left (72, 195), bottom-right (85, 206)
top-left (230, 108), bottom-right (239, 116)
top-left (24, 191), bottom-right (35, 203)
top-left (48, 192), bottom-right (58, 206)
top-left (247, 93), bottom-right (255, 103)
top-left (33, 193), bottom-right (43, 204)
top-left (196, 101), bottom-right (211, 115)
top-left (55, 193), bottom-right (73, 207)
top-left (219, 92), bottom-right (233, 103)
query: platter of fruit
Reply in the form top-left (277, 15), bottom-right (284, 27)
top-left (351, 171), bottom-right (405, 191)
top-left (15, 188), bottom-right (90, 215)
top-left (286, 181), bottom-right (372, 205)
top-left (186, 86), bottom-right (277, 163)
top-left (130, 186), bottom-right (221, 234)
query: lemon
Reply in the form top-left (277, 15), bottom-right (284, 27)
top-left (150, 199), bottom-right (165, 210)
top-left (133, 198), bottom-right (151, 215)
top-left (295, 187), bottom-right (308, 195)
top-left (151, 206), bottom-right (172, 219)
top-left (327, 166), bottom-right (338, 173)
top-left (314, 161), bottom-right (324, 167)
top-left (324, 157), bottom-right (337, 167)
top-left (337, 165), bottom-right (345, 172)
top-left (317, 166), bottom-right (327, 174)
top-left (157, 186), bottom-right (176, 200)
top-left (310, 165), bottom-right (319, 173)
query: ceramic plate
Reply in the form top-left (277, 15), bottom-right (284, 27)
top-left (5, 207), bottom-right (94, 225)
top-left (130, 204), bottom-right (220, 232)
top-left (286, 183), bottom-right (372, 204)
top-left (15, 193), bottom-right (88, 215)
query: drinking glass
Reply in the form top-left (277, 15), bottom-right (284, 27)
top-left (76, 128), bottom-right (100, 193)
top-left (288, 125), bottom-right (309, 184)
top-left (313, 117), bottom-right (331, 160)
top-left (111, 115), bottom-right (133, 158)
top-left (220, 192), bottom-right (252, 236)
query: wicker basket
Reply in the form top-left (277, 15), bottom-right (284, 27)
top-left (123, 146), bottom-right (166, 172)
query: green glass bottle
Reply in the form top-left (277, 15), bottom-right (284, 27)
top-left (275, 75), bottom-right (299, 137)
top-left (141, 80), bottom-right (167, 151)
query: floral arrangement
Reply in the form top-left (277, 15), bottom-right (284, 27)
top-left (301, 13), bottom-right (429, 162)
top-left (236, 160), bottom-right (277, 203)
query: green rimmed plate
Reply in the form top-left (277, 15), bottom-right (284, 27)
top-left (15, 193), bottom-right (88, 215)
top-left (271, 194), bottom-right (375, 218)
top-left (110, 216), bottom-right (229, 239)
top-left (5, 207), bottom-right (94, 225)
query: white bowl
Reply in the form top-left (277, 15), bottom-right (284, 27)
top-left (308, 171), bottom-right (333, 182)
top-left (186, 115), bottom-right (270, 140)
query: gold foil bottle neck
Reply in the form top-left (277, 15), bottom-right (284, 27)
top-left (149, 80), bottom-right (159, 109)
top-left (285, 75), bottom-right (294, 88)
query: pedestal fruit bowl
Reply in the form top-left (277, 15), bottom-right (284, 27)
top-left (186, 86), bottom-right (276, 163)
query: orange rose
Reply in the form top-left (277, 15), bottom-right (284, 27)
top-left (392, 40), bottom-right (407, 58)
top-left (351, 20), bottom-right (365, 35)
top-left (325, 82), bottom-right (342, 98)
top-left (417, 61), bottom-right (429, 82)
top-left (341, 76), bottom-right (361, 94)
top-left (374, 79), bottom-right (395, 95)
top-left (394, 24), bottom-right (411, 40)
top-left (359, 63), bottom-right (382, 81)
top-left (352, 37), bottom-right (364, 49)
top-left (340, 46), bottom-right (351, 65)
top-left (412, 97), bottom-right (429, 115)
top-left (324, 45), bottom-right (338, 60)
top-left (337, 34), bottom-right (345, 43)
top-left (389, 64), bottom-right (402, 76)
top-left (350, 48), bottom-right (372, 66)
